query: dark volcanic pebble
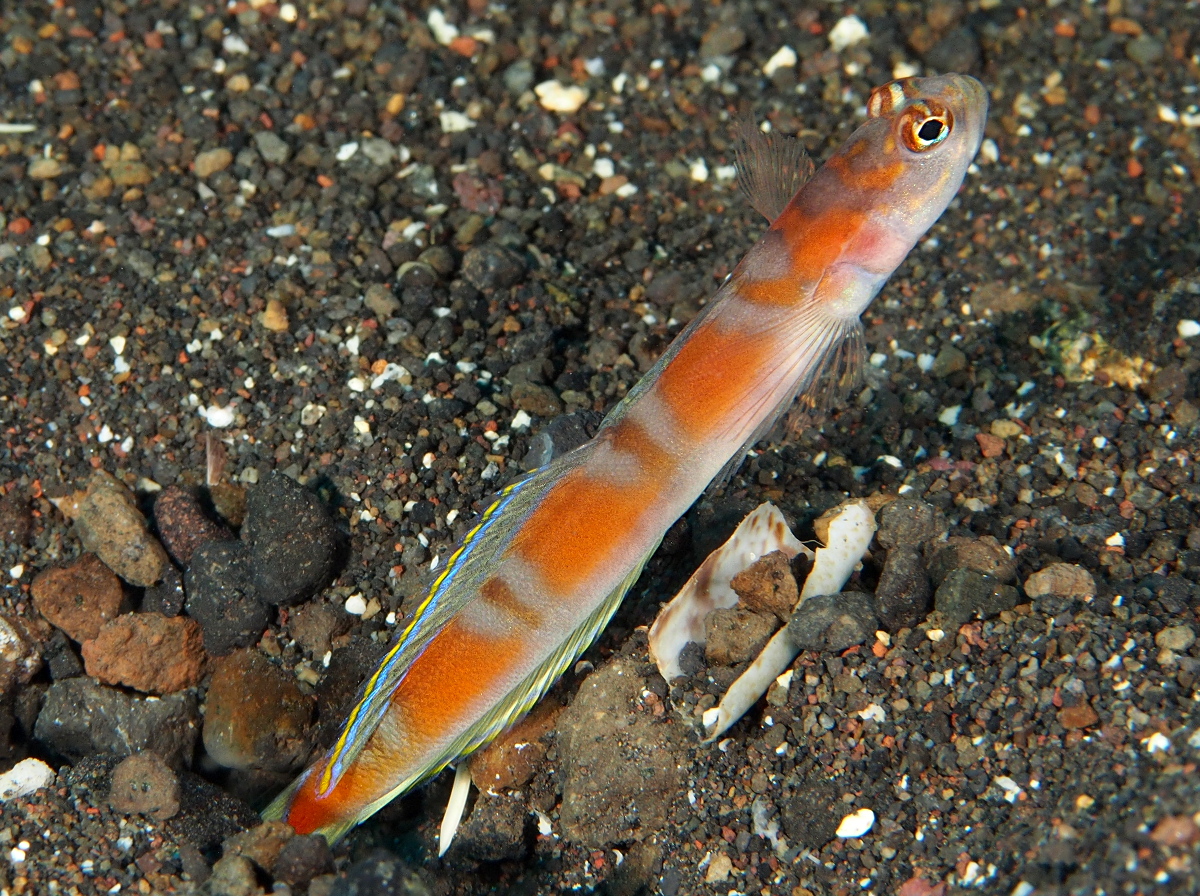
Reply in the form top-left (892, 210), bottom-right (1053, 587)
top-left (461, 242), bottom-right (527, 291)
top-left (874, 545), bottom-right (933, 630)
top-left (780, 775), bottom-right (842, 850)
top-left (242, 471), bottom-right (340, 607)
top-left (933, 567), bottom-right (1020, 627)
top-left (35, 677), bottom-right (199, 769)
top-left (153, 484), bottom-right (235, 567)
top-left (331, 851), bottom-right (431, 896)
top-left (142, 563), bottom-right (186, 617)
top-left (184, 540), bottom-right (269, 655)
top-left (788, 592), bottom-right (879, 651)
top-left (31, 552), bottom-right (125, 643)
top-left (875, 497), bottom-right (948, 550)
top-left (0, 490), bottom-right (33, 547)
top-left (455, 793), bottom-right (531, 863)
top-left (273, 833), bottom-right (336, 886)
top-left (108, 751), bottom-right (181, 821)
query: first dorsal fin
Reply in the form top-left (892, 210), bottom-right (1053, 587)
top-left (735, 121), bottom-right (814, 223)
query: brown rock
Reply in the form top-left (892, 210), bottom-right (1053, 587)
top-left (203, 649), bottom-right (315, 772)
top-left (1150, 815), bottom-right (1200, 847)
top-left (287, 600), bottom-right (351, 660)
top-left (1024, 563), bottom-right (1096, 601)
top-left (31, 553), bottom-right (125, 642)
top-left (82, 614), bottom-right (207, 694)
top-left (1058, 702), bottom-right (1099, 730)
top-left (51, 471), bottom-right (169, 587)
top-left (975, 432), bottom-right (1005, 458)
top-left (109, 159), bottom-right (153, 186)
top-left (109, 752), bottom-right (181, 820)
top-left (223, 820), bottom-right (295, 874)
top-left (556, 656), bottom-right (682, 848)
top-left (470, 698), bottom-right (561, 794)
top-left (704, 606), bottom-right (778, 666)
top-left (730, 551), bottom-right (798, 622)
top-left (193, 147), bottom-right (233, 179)
top-left (153, 485), bottom-right (235, 567)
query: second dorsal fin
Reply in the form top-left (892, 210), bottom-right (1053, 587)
top-left (735, 122), bottom-right (814, 223)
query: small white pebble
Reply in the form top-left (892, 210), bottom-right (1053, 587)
top-left (353, 416), bottom-right (371, 434)
top-left (8, 565), bottom-right (23, 579)
top-left (762, 45), bottom-right (797, 77)
top-left (439, 111), bottom-right (474, 133)
top-left (593, 157), bottom-right (615, 179)
top-left (938, 405), bottom-right (962, 426)
top-left (347, 376), bottom-right (366, 393)
top-left (1105, 532), bottom-right (1125, 547)
top-left (510, 410), bottom-right (533, 430)
top-left (344, 593), bottom-right (367, 616)
top-left (279, 3), bottom-right (298, 23)
top-left (200, 405), bottom-right (236, 428)
top-left (1158, 104), bottom-right (1179, 124)
top-left (835, 807), bottom-right (875, 838)
top-left (109, 335), bottom-right (126, 355)
top-left (1143, 732), bottom-right (1171, 754)
top-left (222, 34), bottom-right (250, 55)
top-left (828, 15), bottom-right (869, 52)
top-left (8, 306), bottom-right (27, 323)
top-left (0, 762), bottom-right (53, 801)
top-left (336, 141), bottom-right (359, 161)
top-left (534, 80), bottom-right (588, 113)
top-left (426, 9), bottom-right (458, 45)
top-left (917, 353), bottom-right (935, 372)
top-left (689, 158), bottom-right (709, 182)
top-left (1177, 319), bottom-right (1200, 339)
top-left (927, 629), bottom-right (946, 642)
top-left (615, 182), bottom-right (639, 198)
top-left (892, 61), bottom-right (919, 79)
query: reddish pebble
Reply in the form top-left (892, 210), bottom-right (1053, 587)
top-left (32, 553), bottom-right (125, 643)
top-left (1058, 702), bottom-right (1099, 730)
top-left (82, 613), bottom-right (207, 694)
top-left (975, 432), bottom-right (1006, 458)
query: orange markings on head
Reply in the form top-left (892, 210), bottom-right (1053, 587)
top-left (509, 467), bottom-right (658, 593)
top-left (770, 203), bottom-right (867, 287)
top-left (653, 320), bottom-right (774, 438)
top-left (826, 149), bottom-right (903, 193)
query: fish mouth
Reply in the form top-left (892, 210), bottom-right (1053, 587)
top-left (945, 73), bottom-right (990, 153)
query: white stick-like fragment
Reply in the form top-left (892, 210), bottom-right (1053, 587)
top-left (703, 500), bottom-right (876, 740)
top-left (438, 763), bottom-right (472, 857)
top-left (648, 503), bottom-right (809, 682)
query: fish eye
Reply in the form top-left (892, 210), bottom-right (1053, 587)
top-left (901, 106), bottom-right (953, 152)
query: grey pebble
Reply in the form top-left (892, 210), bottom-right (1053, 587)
top-left (34, 677), bottom-right (199, 769)
top-left (934, 568), bottom-right (1019, 628)
top-left (874, 546), bottom-right (933, 631)
top-left (788, 592), bottom-right (878, 652)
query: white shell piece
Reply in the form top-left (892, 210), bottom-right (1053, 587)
top-left (648, 503), bottom-right (808, 682)
top-left (703, 500), bottom-right (876, 741)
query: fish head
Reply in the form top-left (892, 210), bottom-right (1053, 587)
top-left (855, 73), bottom-right (990, 234)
